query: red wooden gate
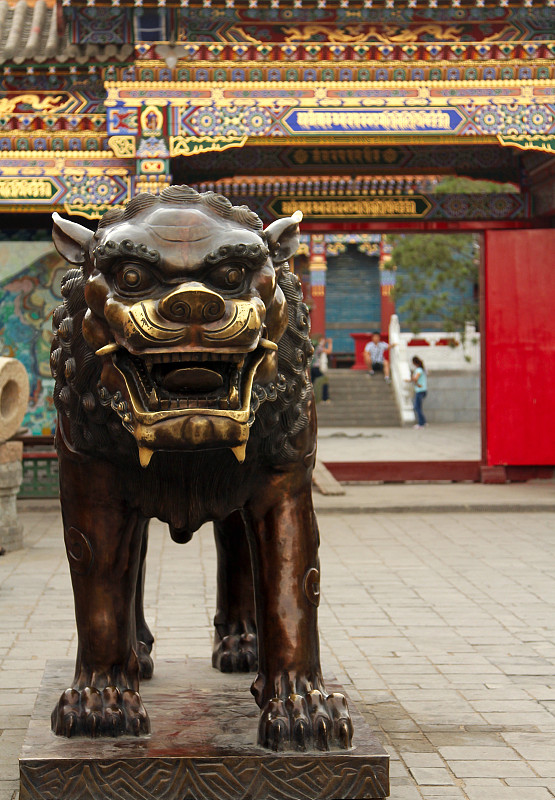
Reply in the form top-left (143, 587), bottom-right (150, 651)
top-left (483, 229), bottom-right (555, 467)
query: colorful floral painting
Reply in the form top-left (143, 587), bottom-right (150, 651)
top-left (0, 244), bottom-right (68, 435)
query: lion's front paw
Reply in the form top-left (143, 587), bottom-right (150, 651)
top-left (51, 686), bottom-right (150, 738)
top-left (258, 690), bottom-right (353, 752)
top-left (212, 631), bottom-right (258, 673)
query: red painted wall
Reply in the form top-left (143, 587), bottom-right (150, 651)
top-left (484, 229), bottom-right (555, 466)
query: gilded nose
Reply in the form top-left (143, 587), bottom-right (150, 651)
top-left (158, 285), bottom-right (226, 324)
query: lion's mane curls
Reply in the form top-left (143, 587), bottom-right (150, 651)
top-left (51, 268), bottom-right (123, 456)
top-left (253, 266), bottom-right (314, 463)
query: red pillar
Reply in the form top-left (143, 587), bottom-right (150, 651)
top-left (309, 234), bottom-right (327, 337)
top-left (381, 287), bottom-right (396, 337)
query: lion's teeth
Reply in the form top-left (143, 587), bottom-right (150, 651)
top-left (229, 385), bottom-right (239, 409)
top-left (143, 350), bottom-right (248, 363)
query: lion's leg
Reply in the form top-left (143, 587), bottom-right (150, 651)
top-left (135, 518), bottom-right (154, 680)
top-left (51, 453), bottom-right (149, 738)
top-left (212, 510), bottom-right (257, 673)
top-left (244, 483), bottom-right (352, 752)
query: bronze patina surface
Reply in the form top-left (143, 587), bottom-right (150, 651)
top-left (48, 186), bottom-right (353, 752)
top-left (20, 659), bottom-right (390, 800)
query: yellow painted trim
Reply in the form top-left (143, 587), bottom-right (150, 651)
top-left (242, 135), bottom-right (501, 146)
top-left (108, 135), bottom-right (136, 158)
top-left (64, 203), bottom-right (126, 220)
top-left (497, 134), bottom-right (555, 154)
top-left (0, 167), bottom-right (130, 177)
top-left (106, 76), bottom-right (555, 91)
top-left (169, 135), bottom-right (248, 157)
top-left (133, 38), bottom-right (555, 48)
top-left (0, 151), bottom-right (114, 159)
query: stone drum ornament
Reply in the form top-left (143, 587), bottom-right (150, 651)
top-left (0, 356), bottom-right (29, 553)
top-left (49, 186), bottom-right (353, 751)
top-left (0, 356), bottom-right (29, 444)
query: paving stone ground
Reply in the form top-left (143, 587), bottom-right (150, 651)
top-left (317, 422), bottom-right (481, 463)
top-left (1, 501), bottom-right (555, 799)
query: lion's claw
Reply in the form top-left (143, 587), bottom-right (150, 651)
top-left (213, 631), bottom-right (258, 673)
top-left (122, 689), bottom-right (150, 735)
top-left (258, 689), bottom-right (352, 752)
top-left (137, 640), bottom-right (154, 680)
top-left (51, 686), bottom-right (150, 737)
top-left (260, 699), bottom-right (290, 752)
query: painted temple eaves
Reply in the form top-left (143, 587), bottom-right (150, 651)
top-left (0, 0), bottom-right (553, 220)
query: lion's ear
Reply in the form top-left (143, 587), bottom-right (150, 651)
top-left (52, 212), bottom-right (93, 266)
top-left (265, 211), bottom-right (302, 264)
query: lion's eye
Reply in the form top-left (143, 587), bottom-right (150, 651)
top-left (209, 265), bottom-right (245, 291)
top-left (115, 265), bottom-right (154, 293)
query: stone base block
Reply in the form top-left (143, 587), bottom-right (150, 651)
top-left (20, 659), bottom-right (389, 800)
top-left (0, 521), bottom-right (23, 551)
top-left (0, 444), bottom-right (24, 552)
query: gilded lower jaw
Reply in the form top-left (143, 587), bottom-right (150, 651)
top-left (98, 344), bottom-right (268, 465)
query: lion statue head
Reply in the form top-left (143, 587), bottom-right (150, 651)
top-left (51, 186), bottom-right (312, 470)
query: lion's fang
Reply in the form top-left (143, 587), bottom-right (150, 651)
top-left (96, 342), bottom-right (119, 357)
top-left (138, 447), bottom-right (153, 468)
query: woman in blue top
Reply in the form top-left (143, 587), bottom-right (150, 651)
top-left (411, 356), bottom-right (427, 428)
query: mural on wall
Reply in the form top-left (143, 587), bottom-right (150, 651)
top-left (0, 243), bottom-right (67, 435)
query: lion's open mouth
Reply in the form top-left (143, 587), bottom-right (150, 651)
top-left (98, 341), bottom-right (271, 464)
top-left (116, 349), bottom-right (254, 413)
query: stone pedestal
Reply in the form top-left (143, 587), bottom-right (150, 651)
top-left (20, 659), bottom-right (389, 800)
top-left (0, 440), bottom-right (24, 552)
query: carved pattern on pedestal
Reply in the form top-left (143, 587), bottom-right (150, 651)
top-left (20, 757), bottom-right (389, 800)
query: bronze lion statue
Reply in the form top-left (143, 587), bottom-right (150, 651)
top-left (49, 185), bottom-right (353, 752)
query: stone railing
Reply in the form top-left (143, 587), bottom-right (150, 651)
top-left (389, 315), bottom-right (416, 426)
top-left (400, 323), bottom-right (481, 371)
top-left (389, 316), bottom-right (481, 426)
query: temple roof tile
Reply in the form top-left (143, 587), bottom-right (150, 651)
top-left (0, 1), bottom-right (134, 64)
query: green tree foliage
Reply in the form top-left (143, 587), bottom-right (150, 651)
top-left (431, 175), bottom-right (518, 195)
top-left (391, 233), bottom-right (479, 335)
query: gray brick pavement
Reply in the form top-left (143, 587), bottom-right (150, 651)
top-left (1, 504), bottom-right (555, 799)
top-left (317, 422), bottom-right (480, 462)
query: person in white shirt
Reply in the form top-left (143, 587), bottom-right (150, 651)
top-left (363, 331), bottom-right (390, 382)
top-left (311, 336), bottom-right (333, 402)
